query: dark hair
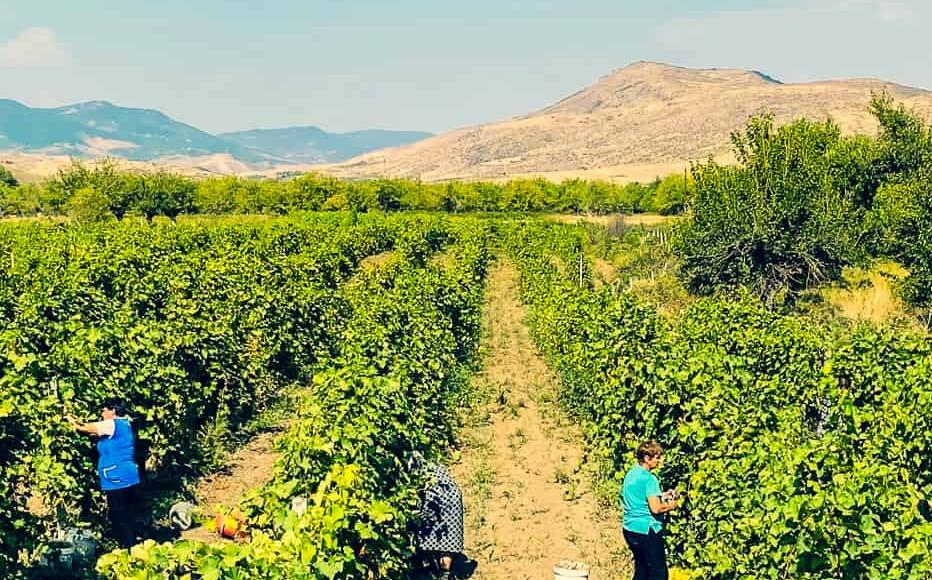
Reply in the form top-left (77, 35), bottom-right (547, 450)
top-left (636, 440), bottom-right (663, 462)
top-left (102, 397), bottom-right (128, 417)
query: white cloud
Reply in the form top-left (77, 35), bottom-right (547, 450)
top-left (0, 27), bottom-right (69, 68)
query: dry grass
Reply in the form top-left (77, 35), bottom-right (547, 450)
top-left (0, 151), bottom-right (252, 183)
top-left (429, 247), bottom-right (456, 268)
top-left (626, 274), bottom-right (694, 318)
top-left (320, 62), bottom-right (932, 182)
top-left (180, 428), bottom-right (282, 542)
top-left (821, 262), bottom-right (913, 325)
top-left (357, 251), bottom-right (395, 270)
top-left (545, 213), bottom-right (676, 228)
top-left (591, 258), bottom-right (618, 289)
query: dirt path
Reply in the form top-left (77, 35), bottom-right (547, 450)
top-left (180, 428), bottom-right (281, 542)
top-left (452, 261), bottom-right (630, 580)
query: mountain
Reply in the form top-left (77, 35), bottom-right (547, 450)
top-left (0, 99), bottom-right (271, 163)
top-left (323, 62), bottom-right (932, 182)
top-left (0, 100), bottom-right (431, 167)
top-left (220, 127), bottom-right (432, 164)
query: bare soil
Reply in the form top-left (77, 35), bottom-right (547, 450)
top-left (452, 261), bottom-right (630, 580)
top-left (180, 429), bottom-right (281, 542)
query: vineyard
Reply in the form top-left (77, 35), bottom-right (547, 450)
top-left (507, 220), bottom-right (932, 578)
top-left (0, 213), bottom-right (492, 578)
top-left (0, 209), bottom-right (931, 579)
top-left (2, 97), bottom-right (932, 579)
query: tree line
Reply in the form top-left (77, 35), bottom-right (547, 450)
top-left (0, 161), bottom-right (692, 219)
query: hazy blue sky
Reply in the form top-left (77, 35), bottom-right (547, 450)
top-left (2, 0), bottom-right (929, 133)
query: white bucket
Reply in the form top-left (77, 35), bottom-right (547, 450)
top-left (169, 501), bottom-right (196, 530)
top-left (553, 561), bottom-right (589, 580)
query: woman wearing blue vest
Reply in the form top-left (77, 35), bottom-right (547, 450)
top-left (621, 441), bottom-right (678, 580)
top-left (73, 397), bottom-right (141, 548)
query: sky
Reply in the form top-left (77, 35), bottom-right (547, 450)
top-left (2, 0), bottom-right (930, 134)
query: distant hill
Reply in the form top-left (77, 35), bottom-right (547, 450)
top-left (323, 61), bottom-right (932, 182)
top-left (8, 62), bottom-right (932, 183)
top-left (220, 127), bottom-right (432, 164)
top-left (0, 100), bottom-right (431, 167)
top-left (0, 99), bottom-right (271, 163)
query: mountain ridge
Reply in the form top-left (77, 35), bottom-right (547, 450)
top-left (316, 62), bottom-right (932, 182)
top-left (0, 99), bottom-right (432, 166)
top-left (6, 62), bottom-right (932, 183)
top-left (219, 126), bottom-right (432, 164)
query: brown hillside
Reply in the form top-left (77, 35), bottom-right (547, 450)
top-left (322, 61), bottom-right (932, 183)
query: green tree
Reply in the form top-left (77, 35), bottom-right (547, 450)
top-left (284, 173), bottom-right (339, 211)
top-left (676, 115), bottom-right (865, 303)
top-left (651, 172), bottom-right (694, 215)
top-left (195, 177), bottom-right (238, 214)
top-left (871, 92), bottom-right (932, 181)
top-left (344, 182), bottom-right (379, 212)
top-left (0, 183), bottom-right (43, 216)
top-left (0, 165), bottom-right (18, 187)
top-left (372, 179), bottom-right (408, 211)
top-left (134, 171), bottom-right (196, 221)
top-left (45, 159), bottom-right (135, 218)
top-left (66, 186), bottom-right (110, 222)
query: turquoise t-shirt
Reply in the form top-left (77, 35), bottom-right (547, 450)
top-left (621, 464), bottom-right (663, 534)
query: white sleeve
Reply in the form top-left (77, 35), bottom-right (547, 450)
top-left (93, 419), bottom-right (116, 437)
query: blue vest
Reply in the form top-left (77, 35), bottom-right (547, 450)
top-left (97, 418), bottom-right (140, 491)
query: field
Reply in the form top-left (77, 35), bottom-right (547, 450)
top-left (3, 97), bottom-right (932, 579)
top-left (0, 210), bottom-right (928, 580)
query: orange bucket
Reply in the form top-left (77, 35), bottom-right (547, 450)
top-left (215, 510), bottom-right (245, 539)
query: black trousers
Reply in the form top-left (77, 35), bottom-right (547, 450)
top-left (623, 528), bottom-right (668, 580)
top-left (105, 485), bottom-right (138, 548)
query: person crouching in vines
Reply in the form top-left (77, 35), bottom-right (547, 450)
top-left (408, 452), bottom-right (467, 579)
top-left (621, 441), bottom-right (679, 580)
top-left (72, 397), bottom-right (141, 549)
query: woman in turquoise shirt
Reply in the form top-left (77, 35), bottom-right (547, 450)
top-left (621, 441), bottom-right (678, 580)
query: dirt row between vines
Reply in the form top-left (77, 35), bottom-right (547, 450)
top-left (174, 259), bottom-right (631, 578)
top-left (179, 428), bottom-right (281, 542)
top-left (452, 261), bottom-right (630, 580)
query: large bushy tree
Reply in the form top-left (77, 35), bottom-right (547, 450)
top-left (676, 115), bottom-right (868, 303)
top-left (132, 171), bottom-right (196, 221)
top-left (869, 98), bottom-right (932, 321)
top-left (47, 159), bottom-right (135, 218)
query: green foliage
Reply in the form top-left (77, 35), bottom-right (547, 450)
top-left (0, 212), bottom-right (489, 578)
top-left (130, 171), bottom-right (196, 221)
top-left (65, 186), bottom-right (111, 222)
top-left (673, 95), bottom-right (932, 309)
top-left (0, 214), bottom-right (414, 576)
top-left (867, 97), bottom-right (932, 320)
top-left (282, 173), bottom-right (340, 212)
top-left (7, 161), bottom-right (686, 219)
top-left (0, 165), bottom-right (17, 188)
top-left (676, 115), bottom-right (867, 303)
top-left (871, 92), bottom-right (932, 180)
top-left (0, 183), bottom-right (43, 216)
top-left (641, 173), bottom-right (694, 215)
top-left (94, 216), bottom-right (491, 579)
top-left (872, 172), bottom-right (932, 322)
top-left (506, 219), bottom-right (932, 579)
top-left (46, 159), bottom-right (130, 218)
